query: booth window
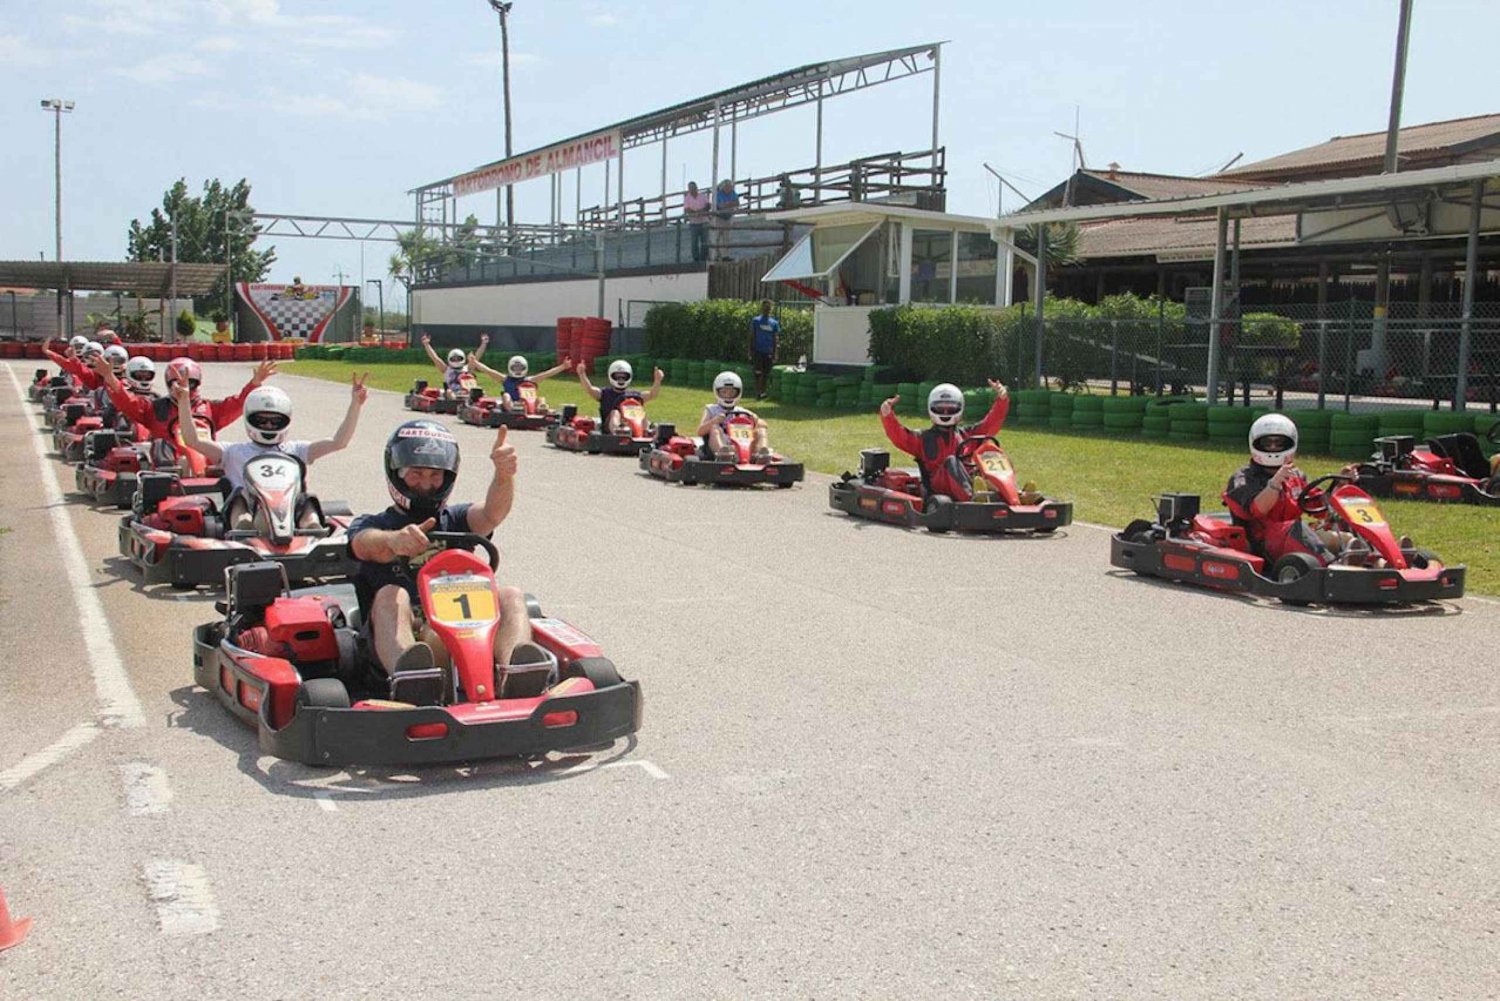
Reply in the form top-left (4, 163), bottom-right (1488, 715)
top-left (910, 228), bottom-right (953, 303)
top-left (955, 231), bottom-right (998, 305)
top-left (762, 221), bottom-right (882, 285)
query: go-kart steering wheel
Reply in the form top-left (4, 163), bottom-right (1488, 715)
top-left (404, 531), bottom-right (500, 571)
top-left (955, 435), bottom-right (998, 465)
top-left (1296, 473), bottom-right (1354, 515)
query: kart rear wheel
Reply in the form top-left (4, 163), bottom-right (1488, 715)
top-left (925, 496), bottom-right (953, 533)
top-left (1121, 518), bottom-right (1155, 544)
top-left (1271, 552), bottom-right (1321, 604)
top-left (567, 657), bottom-right (623, 689)
top-left (1407, 548), bottom-right (1440, 570)
top-left (296, 678), bottom-right (350, 710)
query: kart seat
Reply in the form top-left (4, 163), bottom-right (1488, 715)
top-left (1188, 513), bottom-right (1251, 553)
top-left (1425, 433), bottom-right (1490, 480)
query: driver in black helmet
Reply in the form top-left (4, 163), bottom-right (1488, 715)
top-left (348, 420), bottom-right (548, 704)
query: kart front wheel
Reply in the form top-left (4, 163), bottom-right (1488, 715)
top-left (1271, 552), bottom-right (1321, 605)
top-left (567, 657), bottom-right (623, 689)
top-left (296, 678), bottom-right (351, 710)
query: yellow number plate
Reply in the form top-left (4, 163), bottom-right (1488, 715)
top-left (519, 385), bottom-right (537, 402)
top-left (978, 450), bottom-right (1012, 474)
top-left (1341, 500), bottom-right (1386, 526)
top-left (427, 575), bottom-right (497, 625)
top-left (728, 423), bottom-right (754, 442)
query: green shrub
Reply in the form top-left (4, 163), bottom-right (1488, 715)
top-left (643, 300), bottom-right (811, 363)
top-left (175, 309), bottom-right (197, 339)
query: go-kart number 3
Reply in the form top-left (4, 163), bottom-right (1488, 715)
top-left (429, 579), bottom-right (496, 624)
top-left (1342, 501), bottom-right (1385, 526)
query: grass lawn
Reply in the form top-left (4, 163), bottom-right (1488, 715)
top-left (286, 359), bottom-right (1500, 596)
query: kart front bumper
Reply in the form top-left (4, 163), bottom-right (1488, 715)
top-left (405, 393), bottom-right (458, 414)
top-left (123, 518), bottom-right (355, 588)
top-left (641, 448), bottom-right (804, 487)
top-left (460, 404), bottom-right (556, 430)
top-left (829, 479), bottom-right (1072, 532)
top-left (546, 424), bottom-right (651, 455)
top-left (77, 465), bottom-right (138, 507)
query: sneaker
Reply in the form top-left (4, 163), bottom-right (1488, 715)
top-left (714, 448), bottom-right (736, 463)
top-left (499, 642), bottom-right (558, 699)
top-left (751, 448), bottom-right (773, 465)
top-left (1398, 535), bottom-right (1414, 550)
top-left (390, 643), bottom-right (444, 705)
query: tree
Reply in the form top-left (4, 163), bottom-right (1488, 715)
top-left (127, 178), bottom-right (276, 313)
top-left (388, 214), bottom-right (483, 289)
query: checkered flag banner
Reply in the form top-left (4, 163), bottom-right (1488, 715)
top-left (237, 282), bottom-right (352, 343)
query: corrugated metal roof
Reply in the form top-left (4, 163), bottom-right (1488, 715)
top-left (1077, 214), bottom-right (1295, 259)
top-left (1084, 170), bottom-right (1269, 200)
top-left (1224, 113), bottom-right (1500, 179)
top-left (0, 262), bottom-right (225, 295)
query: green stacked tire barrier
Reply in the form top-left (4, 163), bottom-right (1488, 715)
top-left (1329, 411), bottom-right (1379, 459)
top-left (1070, 394), bottom-right (1104, 430)
top-left (1423, 409), bottom-right (1474, 438)
top-left (1100, 395), bottom-right (1147, 432)
top-left (1290, 408), bottom-right (1332, 454)
top-left (1013, 389), bottom-right (1050, 426)
top-left (1168, 402), bottom-right (1209, 441)
top-left (1206, 405), bottom-right (1256, 445)
top-left (1376, 408), bottom-right (1426, 440)
top-left (1048, 392), bottom-right (1075, 430)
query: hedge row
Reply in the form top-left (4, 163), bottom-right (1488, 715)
top-left (643, 299), bottom-right (812, 363)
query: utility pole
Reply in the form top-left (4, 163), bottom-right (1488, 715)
top-left (40, 98), bottom-right (74, 338)
top-left (366, 279), bottom-right (384, 341)
top-left (488, 1), bottom-right (515, 241)
top-left (1369, 0), bottom-right (1414, 375)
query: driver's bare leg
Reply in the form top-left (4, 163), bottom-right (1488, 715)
top-left (501, 393), bottom-right (516, 410)
top-left (225, 495), bottom-right (253, 532)
top-left (370, 584), bottom-right (428, 674)
top-left (606, 409), bottom-right (624, 432)
top-left (491, 587), bottom-right (533, 668)
top-left (751, 426), bottom-right (771, 463)
top-left (706, 425), bottom-right (733, 460)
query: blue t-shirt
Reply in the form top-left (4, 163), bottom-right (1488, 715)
top-left (750, 315), bottom-right (780, 355)
top-left (502, 375), bottom-right (524, 399)
top-left (347, 503), bottom-right (478, 609)
top-left (598, 386), bottom-right (642, 423)
top-left (443, 365), bottom-right (468, 394)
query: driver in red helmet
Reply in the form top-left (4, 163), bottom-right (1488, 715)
top-left (1224, 413), bottom-right (1363, 564)
top-left (348, 421), bottom-right (551, 705)
top-left (879, 380), bottom-right (1009, 501)
top-left (91, 354), bottom-right (275, 473)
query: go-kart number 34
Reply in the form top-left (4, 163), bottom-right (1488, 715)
top-left (429, 576), bottom-right (496, 625)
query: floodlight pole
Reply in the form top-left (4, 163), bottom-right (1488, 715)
top-left (1206, 208), bottom-right (1228, 405)
top-left (488, 1), bottom-right (516, 241)
top-left (1372, 0), bottom-right (1413, 377)
top-left (366, 279), bottom-right (384, 341)
top-left (41, 97), bottom-right (74, 336)
top-left (930, 44), bottom-right (941, 156)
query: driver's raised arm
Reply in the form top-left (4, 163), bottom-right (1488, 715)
top-left (175, 385), bottom-right (224, 466)
top-left (467, 427), bottom-right (516, 536)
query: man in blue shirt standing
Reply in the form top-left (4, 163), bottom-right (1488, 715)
top-left (748, 299), bottom-right (780, 401)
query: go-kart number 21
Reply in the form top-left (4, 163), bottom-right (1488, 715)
top-left (431, 584), bottom-right (496, 624)
top-left (1343, 502), bottom-right (1385, 526)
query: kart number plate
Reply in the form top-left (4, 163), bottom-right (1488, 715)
top-left (728, 423), bottom-right (754, 443)
top-left (428, 574), bottom-right (497, 626)
top-left (1341, 501), bottom-right (1386, 526)
top-left (978, 450), bottom-right (1012, 475)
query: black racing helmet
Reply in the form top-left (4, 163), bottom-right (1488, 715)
top-left (384, 420), bottom-right (460, 518)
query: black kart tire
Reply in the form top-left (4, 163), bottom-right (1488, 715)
top-left (296, 677), bottom-right (350, 710)
top-left (1407, 547), bottom-right (1440, 570)
top-left (925, 495), bottom-right (952, 533)
top-left (1121, 518), bottom-right (1156, 544)
top-left (568, 657), bottom-right (623, 688)
top-left (1271, 552), bottom-right (1321, 604)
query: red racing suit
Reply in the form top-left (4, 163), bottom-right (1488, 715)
top-left (1223, 463), bottom-right (1332, 565)
top-left (44, 349), bottom-right (102, 391)
top-left (879, 395), bottom-right (1010, 501)
top-left (106, 379), bottom-right (256, 474)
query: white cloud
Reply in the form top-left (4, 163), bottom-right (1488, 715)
top-left (65, 0), bottom-right (197, 35)
top-left (465, 50), bottom-right (542, 70)
top-left (114, 55), bottom-right (208, 84)
top-left (587, 13), bottom-right (620, 27)
top-left (195, 36), bottom-right (241, 53)
top-left (0, 34), bottom-right (56, 68)
top-left (258, 74), bottom-right (443, 123)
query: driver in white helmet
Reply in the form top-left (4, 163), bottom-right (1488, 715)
top-left (175, 373), bottom-right (369, 530)
top-left (419, 331), bottom-right (488, 398)
top-left (43, 336), bottom-right (106, 391)
top-left (1224, 413), bottom-right (1361, 564)
top-left (696, 371), bottom-right (773, 462)
top-left (879, 379), bottom-right (1010, 500)
top-left (575, 359), bottom-right (664, 430)
top-left (469, 352), bottom-right (573, 410)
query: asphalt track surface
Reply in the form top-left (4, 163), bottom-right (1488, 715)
top-left (2, 360), bottom-right (1497, 1000)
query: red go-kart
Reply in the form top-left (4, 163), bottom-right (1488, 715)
top-left (191, 535), bottom-right (642, 766)
top-left (1355, 430), bottom-right (1500, 506)
top-left (545, 399), bottom-right (653, 455)
top-left (1110, 476), bottom-right (1465, 604)
top-left (458, 381), bottom-right (557, 431)
top-left (77, 436), bottom-right (225, 509)
top-left (29, 369), bottom-right (71, 404)
top-left (829, 438), bottom-right (1072, 533)
top-left (640, 414), bottom-right (804, 487)
top-left (121, 453), bottom-right (355, 589)
top-left (404, 377), bottom-right (472, 415)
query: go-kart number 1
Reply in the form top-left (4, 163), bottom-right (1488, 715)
top-left (1342, 501), bottom-right (1385, 526)
top-left (429, 577), bottom-right (496, 625)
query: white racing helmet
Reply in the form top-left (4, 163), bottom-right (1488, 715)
top-left (607, 359), bottom-right (633, 388)
top-left (446, 348), bottom-right (466, 367)
top-left (507, 355), bottom-right (528, 378)
top-left (81, 340), bottom-right (104, 361)
top-left (103, 344), bottom-right (129, 372)
top-left (1249, 413), bottom-right (1298, 467)
top-left (124, 357), bottom-right (156, 391)
top-left (68, 335), bottom-right (89, 353)
top-left (927, 383), bottom-right (965, 427)
top-left (243, 385), bottom-right (293, 446)
top-left (713, 371), bottom-right (743, 408)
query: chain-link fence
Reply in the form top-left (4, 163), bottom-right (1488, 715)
top-left (1020, 299), bottom-right (1500, 413)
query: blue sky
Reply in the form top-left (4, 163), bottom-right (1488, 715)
top-left (2, 0), bottom-right (1495, 311)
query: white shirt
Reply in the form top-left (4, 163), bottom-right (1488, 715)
top-left (220, 440), bottom-right (312, 491)
top-left (700, 402), bottom-right (746, 428)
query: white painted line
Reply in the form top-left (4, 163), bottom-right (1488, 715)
top-left (6, 365), bottom-right (145, 729)
top-left (313, 791), bottom-right (338, 812)
top-left (0, 722), bottom-right (100, 792)
top-left (142, 860), bottom-right (220, 936)
top-left (605, 759), bottom-right (670, 780)
top-left (120, 763), bottom-right (172, 816)
top-left (561, 759), bottom-right (598, 776)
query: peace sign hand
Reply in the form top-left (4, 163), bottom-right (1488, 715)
top-left (351, 371), bottom-right (369, 405)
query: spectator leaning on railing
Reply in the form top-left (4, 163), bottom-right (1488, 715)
top-left (683, 181), bottom-right (710, 263)
top-left (712, 179), bottom-right (740, 262)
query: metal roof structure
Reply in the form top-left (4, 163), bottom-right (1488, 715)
top-left (768, 202), bottom-right (992, 230)
top-left (416, 42), bottom-right (943, 193)
top-left (1223, 112), bottom-right (1500, 181)
top-left (0, 261), bottom-right (226, 296)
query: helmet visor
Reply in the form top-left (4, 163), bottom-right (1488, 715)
top-left (247, 412), bottom-right (291, 433)
top-left (1254, 434), bottom-right (1294, 453)
top-left (609, 373), bottom-right (631, 387)
top-left (929, 401), bottom-right (963, 419)
top-left (716, 387), bottom-right (740, 405)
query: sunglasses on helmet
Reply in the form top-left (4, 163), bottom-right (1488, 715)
top-left (247, 412), bottom-right (291, 431)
